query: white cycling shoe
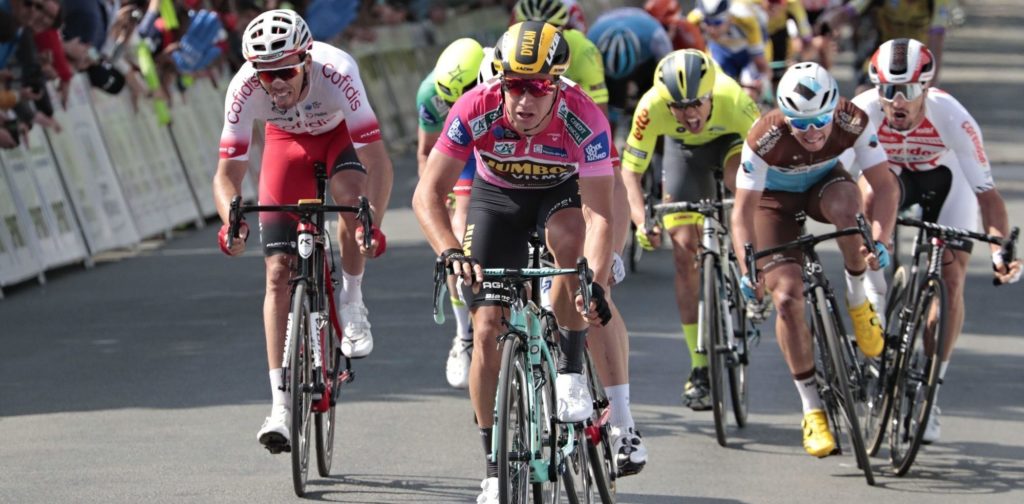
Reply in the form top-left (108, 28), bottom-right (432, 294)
top-left (257, 404), bottom-right (291, 454)
top-left (610, 425), bottom-right (648, 476)
top-left (556, 373), bottom-right (593, 423)
top-left (340, 301), bottom-right (373, 358)
top-left (922, 405), bottom-right (941, 444)
top-left (476, 477), bottom-right (499, 504)
top-left (446, 335), bottom-right (472, 389)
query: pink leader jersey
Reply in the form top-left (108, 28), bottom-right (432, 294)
top-left (433, 78), bottom-right (614, 189)
top-left (219, 42), bottom-right (383, 160)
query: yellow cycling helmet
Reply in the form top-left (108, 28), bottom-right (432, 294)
top-left (434, 38), bottom-right (486, 102)
top-left (654, 49), bottom-right (716, 104)
top-left (513, 0), bottom-right (570, 28)
top-left (493, 21), bottom-right (571, 77)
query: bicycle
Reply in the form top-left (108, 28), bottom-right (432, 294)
top-left (627, 167), bottom-right (661, 273)
top-left (745, 213), bottom-right (877, 486)
top-left (227, 162), bottom-right (373, 497)
top-left (431, 254), bottom-right (614, 503)
top-left (860, 217), bottom-right (1018, 476)
top-left (655, 191), bottom-right (756, 448)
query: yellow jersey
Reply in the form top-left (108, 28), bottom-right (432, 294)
top-left (563, 28), bottom-right (608, 105)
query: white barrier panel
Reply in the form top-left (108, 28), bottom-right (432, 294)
top-left (0, 127), bottom-right (88, 270)
top-left (91, 89), bottom-right (200, 238)
top-left (169, 87), bottom-right (219, 217)
top-left (0, 165), bottom-right (42, 287)
top-left (46, 76), bottom-right (139, 254)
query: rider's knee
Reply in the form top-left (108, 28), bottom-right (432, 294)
top-left (265, 256), bottom-right (291, 292)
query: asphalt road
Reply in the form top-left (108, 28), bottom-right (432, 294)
top-left (2, 1), bottom-right (1023, 502)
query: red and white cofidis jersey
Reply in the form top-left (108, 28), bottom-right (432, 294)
top-left (433, 79), bottom-right (614, 190)
top-left (219, 42), bottom-right (383, 160)
top-left (851, 87), bottom-right (994, 194)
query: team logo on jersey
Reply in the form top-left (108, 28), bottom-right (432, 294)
top-left (755, 124), bottom-right (783, 157)
top-left (469, 108), bottom-right (502, 140)
top-left (868, 134), bottom-right (879, 148)
top-left (742, 161), bottom-right (755, 174)
top-left (493, 126), bottom-right (520, 140)
top-left (837, 110), bottom-right (865, 135)
top-left (430, 95), bottom-right (451, 116)
top-left (584, 132), bottom-right (610, 163)
top-left (419, 105), bottom-right (438, 125)
top-left (495, 141), bottom-right (517, 156)
top-left (481, 153), bottom-right (574, 188)
top-left (625, 146), bottom-right (648, 160)
top-left (961, 121), bottom-right (988, 165)
top-left (534, 144), bottom-right (568, 158)
top-left (447, 116), bottom-right (470, 146)
top-left (632, 108), bottom-right (650, 141)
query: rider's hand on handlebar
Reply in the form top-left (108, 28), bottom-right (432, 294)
top-left (635, 224), bottom-right (661, 251)
top-left (356, 225), bottom-right (387, 258)
top-left (861, 242), bottom-right (890, 271)
top-left (992, 251), bottom-right (1022, 285)
top-left (576, 281), bottom-right (612, 326)
top-left (740, 275), bottom-right (763, 303)
top-left (218, 221), bottom-right (248, 256)
top-left (442, 248), bottom-right (483, 292)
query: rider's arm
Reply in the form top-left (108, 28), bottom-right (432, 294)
top-left (215, 67), bottom-right (260, 224)
top-left (977, 189), bottom-right (1011, 254)
top-left (947, 102), bottom-right (1007, 251)
top-left (413, 148), bottom-right (466, 254)
top-left (581, 174), bottom-right (616, 286)
top-left (732, 142), bottom-right (768, 275)
top-left (853, 117), bottom-right (898, 242)
top-left (355, 141), bottom-right (394, 225)
top-left (213, 159), bottom-right (248, 224)
top-left (622, 169), bottom-right (648, 231)
top-left (417, 129), bottom-right (441, 177)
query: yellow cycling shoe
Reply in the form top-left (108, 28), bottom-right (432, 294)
top-left (847, 300), bottom-right (884, 358)
top-left (802, 409), bottom-right (836, 458)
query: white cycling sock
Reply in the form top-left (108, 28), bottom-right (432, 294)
top-left (864, 268), bottom-right (887, 307)
top-left (605, 384), bottom-right (634, 431)
top-left (451, 296), bottom-right (472, 341)
top-left (845, 269), bottom-right (867, 307)
top-left (794, 374), bottom-right (822, 413)
top-left (270, 368), bottom-right (290, 408)
top-left (340, 271), bottom-right (363, 305)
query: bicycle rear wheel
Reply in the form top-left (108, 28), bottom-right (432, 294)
top-left (862, 266), bottom-right (908, 455)
top-left (575, 351), bottom-right (616, 503)
top-left (814, 288), bottom-right (875, 486)
top-left (725, 260), bottom-right (749, 428)
top-left (315, 310), bottom-right (340, 477)
top-left (702, 255), bottom-right (728, 447)
top-left (288, 281), bottom-right (314, 497)
top-left (533, 343), bottom-right (563, 504)
top-left (496, 337), bottom-right (531, 504)
top-left (890, 277), bottom-right (946, 476)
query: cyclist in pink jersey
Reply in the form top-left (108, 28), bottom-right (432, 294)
top-left (413, 22), bottom-right (615, 503)
top-left (212, 10), bottom-right (393, 453)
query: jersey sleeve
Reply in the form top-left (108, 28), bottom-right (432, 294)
top-left (736, 15), bottom-right (765, 56)
top-left (432, 94), bottom-right (475, 163)
top-left (621, 91), bottom-right (661, 174)
top-left (950, 109), bottom-right (995, 193)
top-left (219, 67), bottom-right (261, 160)
top-left (416, 74), bottom-right (446, 134)
top-left (328, 49), bottom-right (383, 148)
top-left (737, 140), bottom-right (769, 192)
top-left (852, 117), bottom-right (890, 171)
top-left (575, 101), bottom-right (615, 178)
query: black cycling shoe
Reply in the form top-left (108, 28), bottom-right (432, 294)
top-left (683, 367), bottom-right (712, 411)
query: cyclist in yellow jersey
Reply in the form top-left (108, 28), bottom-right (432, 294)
top-left (761, 0), bottom-right (813, 87)
top-left (688, 0), bottom-right (771, 101)
top-left (622, 49), bottom-right (760, 409)
top-left (513, 0), bottom-right (650, 475)
top-left (817, 0), bottom-right (951, 87)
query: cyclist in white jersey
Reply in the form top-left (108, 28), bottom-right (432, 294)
top-left (851, 39), bottom-right (1021, 442)
top-left (213, 10), bottom-right (393, 452)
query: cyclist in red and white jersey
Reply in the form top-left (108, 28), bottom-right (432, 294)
top-left (212, 9), bottom-right (393, 453)
top-left (851, 39), bottom-right (1021, 442)
top-left (413, 21), bottom-right (615, 503)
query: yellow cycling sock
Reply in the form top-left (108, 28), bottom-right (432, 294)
top-left (683, 323), bottom-right (707, 368)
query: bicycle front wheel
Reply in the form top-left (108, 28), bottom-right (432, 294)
top-left (496, 337), bottom-right (531, 504)
top-left (288, 281), bottom-right (314, 497)
top-left (862, 266), bottom-right (909, 455)
top-left (814, 289), bottom-right (875, 486)
top-left (890, 277), bottom-right (946, 476)
top-left (702, 255), bottom-right (728, 447)
top-left (725, 259), bottom-right (749, 428)
top-left (315, 308), bottom-right (340, 477)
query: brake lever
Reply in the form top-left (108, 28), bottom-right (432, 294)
top-left (433, 255), bottom-right (448, 324)
top-left (993, 226), bottom-right (1019, 286)
top-left (576, 257), bottom-right (591, 317)
top-left (358, 196), bottom-right (373, 251)
top-left (228, 195), bottom-right (242, 248)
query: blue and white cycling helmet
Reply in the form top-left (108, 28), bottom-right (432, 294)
top-left (776, 62), bottom-right (839, 118)
top-left (596, 27), bottom-right (641, 80)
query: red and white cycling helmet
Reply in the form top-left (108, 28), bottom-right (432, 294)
top-left (242, 9), bottom-right (314, 64)
top-left (868, 38), bottom-right (936, 85)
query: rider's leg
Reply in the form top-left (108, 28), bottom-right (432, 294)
top-left (668, 223), bottom-right (703, 369)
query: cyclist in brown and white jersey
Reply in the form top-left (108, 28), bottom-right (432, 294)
top-left (731, 62), bottom-right (899, 457)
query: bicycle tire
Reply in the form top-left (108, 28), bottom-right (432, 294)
top-left (815, 289), bottom-right (875, 486)
top-left (315, 308), bottom-right (340, 477)
top-left (703, 255), bottom-right (728, 447)
top-left (562, 426), bottom-right (589, 504)
top-left (289, 281), bottom-right (313, 497)
top-left (862, 266), bottom-right (908, 455)
top-left (580, 351), bottom-right (616, 503)
top-left (628, 223), bottom-right (642, 274)
top-left (725, 260), bottom-right (749, 428)
top-left (496, 337), bottom-right (531, 504)
top-left (533, 342), bottom-right (563, 504)
top-left (890, 277), bottom-right (946, 476)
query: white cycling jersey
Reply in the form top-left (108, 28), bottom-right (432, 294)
top-left (850, 88), bottom-right (994, 231)
top-left (219, 42), bottom-right (383, 161)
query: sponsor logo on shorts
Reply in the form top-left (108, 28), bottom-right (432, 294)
top-left (447, 116), bottom-right (470, 146)
top-left (584, 132), bottom-right (609, 163)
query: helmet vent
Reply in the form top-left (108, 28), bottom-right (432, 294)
top-left (891, 39), bottom-right (909, 75)
top-left (794, 82), bottom-right (817, 101)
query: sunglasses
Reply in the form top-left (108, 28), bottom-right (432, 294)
top-left (502, 77), bottom-right (558, 97)
top-left (704, 15), bottom-right (728, 27)
top-left (786, 113), bottom-right (833, 132)
top-left (256, 62), bottom-right (304, 86)
top-left (878, 83), bottom-right (924, 102)
top-left (668, 93), bottom-right (711, 110)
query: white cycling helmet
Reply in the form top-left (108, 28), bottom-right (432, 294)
top-left (868, 38), bottom-right (936, 85)
top-left (477, 46), bottom-right (498, 84)
top-left (242, 9), bottom-right (313, 64)
top-left (697, 0), bottom-right (730, 18)
top-left (776, 62), bottom-right (839, 118)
